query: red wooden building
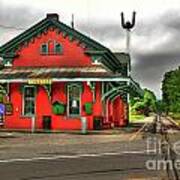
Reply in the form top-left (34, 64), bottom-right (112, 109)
top-left (0, 14), bottom-right (142, 131)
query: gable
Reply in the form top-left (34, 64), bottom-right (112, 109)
top-left (12, 28), bottom-right (95, 67)
top-left (0, 14), bottom-right (122, 72)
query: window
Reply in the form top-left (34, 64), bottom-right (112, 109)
top-left (67, 84), bottom-right (81, 116)
top-left (23, 86), bottom-right (35, 116)
top-left (92, 55), bottom-right (101, 65)
top-left (55, 43), bottom-right (62, 54)
top-left (41, 44), bottom-right (48, 54)
top-left (40, 42), bottom-right (62, 55)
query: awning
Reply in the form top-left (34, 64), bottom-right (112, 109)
top-left (0, 66), bottom-right (127, 82)
top-left (101, 80), bottom-right (144, 102)
top-left (0, 66), bottom-right (143, 97)
top-left (0, 66), bottom-right (110, 77)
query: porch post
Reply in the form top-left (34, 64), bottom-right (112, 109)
top-left (127, 81), bottom-right (130, 123)
top-left (31, 115), bottom-right (36, 133)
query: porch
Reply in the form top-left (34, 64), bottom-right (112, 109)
top-left (0, 67), bottom-right (142, 131)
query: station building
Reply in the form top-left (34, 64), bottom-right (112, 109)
top-left (0, 14), bottom-right (142, 131)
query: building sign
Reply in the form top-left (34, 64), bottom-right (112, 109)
top-left (28, 79), bottom-right (52, 85)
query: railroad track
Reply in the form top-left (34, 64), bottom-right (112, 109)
top-left (154, 115), bottom-right (179, 180)
top-left (130, 115), bottom-right (180, 179)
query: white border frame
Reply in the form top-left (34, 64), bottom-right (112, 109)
top-left (67, 83), bottom-right (82, 117)
top-left (0, 77), bottom-right (130, 83)
top-left (22, 85), bottom-right (36, 117)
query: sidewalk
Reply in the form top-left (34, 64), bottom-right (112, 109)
top-left (0, 116), bottom-right (156, 135)
top-left (0, 126), bottom-right (139, 135)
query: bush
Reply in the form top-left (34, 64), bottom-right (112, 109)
top-left (84, 102), bottom-right (93, 115)
top-left (52, 101), bottom-right (65, 115)
top-left (0, 94), bottom-right (4, 103)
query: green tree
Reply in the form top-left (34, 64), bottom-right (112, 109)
top-left (156, 100), bottom-right (165, 114)
top-left (131, 88), bottom-right (157, 116)
top-left (162, 66), bottom-right (180, 114)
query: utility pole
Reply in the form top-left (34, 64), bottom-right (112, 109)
top-left (121, 12), bottom-right (136, 125)
top-left (121, 11), bottom-right (136, 53)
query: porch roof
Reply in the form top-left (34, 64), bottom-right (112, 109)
top-left (0, 66), bottom-right (143, 97)
top-left (0, 66), bottom-right (125, 80)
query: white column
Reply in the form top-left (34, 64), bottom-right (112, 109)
top-left (31, 116), bottom-right (36, 133)
top-left (126, 30), bottom-right (130, 53)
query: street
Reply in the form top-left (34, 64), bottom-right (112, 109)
top-left (0, 127), bottom-right (172, 180)
top-left (0, 152), bottom-right (163, 180)
top-left (0, 116), bottom-right (179, 180)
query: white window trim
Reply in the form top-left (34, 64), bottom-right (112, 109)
top-left (92, 57), bottom-right (102, 65)
top-left (22, 85), bottom-right (36, 117)
top-left (41, 43), bottom-right (48, 55)
top-left (54, 42), bottom-right (63, 54)
top-left (4, 61), bottom-right (12, 67)
top-left (67, 83), bottom-right (81, 117)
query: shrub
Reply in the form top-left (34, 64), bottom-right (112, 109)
top-left (84, 102), bottom-right (93, 115)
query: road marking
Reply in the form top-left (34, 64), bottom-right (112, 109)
top-left (0, 151), bottom-right (149, 163)
top-left (123, 150), bottom-right (146, 154)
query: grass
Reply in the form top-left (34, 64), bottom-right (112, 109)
top-left (129, 107), bottom-right (146, 122)
top-left (130, 114), bottom-right (145, 123)
top-left (169, 112), bottom-right (180, 120)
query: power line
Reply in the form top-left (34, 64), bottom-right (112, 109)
top-left (0, 24), bottom-right (25, 30)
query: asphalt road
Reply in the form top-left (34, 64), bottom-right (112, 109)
top-left (0, 153), bottom-right (164, 180)
top-left (0, 119), bottom-right (179, 180)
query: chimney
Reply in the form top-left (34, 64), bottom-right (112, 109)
top-left (46, 13), bottom-right (59, 21)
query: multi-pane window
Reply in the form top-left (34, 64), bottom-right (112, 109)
top-left (55, 43), bottom-right (62, 54)
top-left (40, 42), bottom-right (62, 55)
top-left (41, 44), bottom-right (48, 54)
top-left (68, 84), bottom-right (81, 116)
top-left (23, 86), bottom-right (35, 116)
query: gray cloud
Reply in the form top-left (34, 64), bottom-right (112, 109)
top-left (130, 10), bottom-right (180, 98)
top-left (160, 10), bottom-right (180, 31)
top-left (78, 11), bottom-right (180, 98)
top-left (0, 2), bottom-right (44, 45)
top-left (135, 10), bottom-right (180, 50)
top-left (0, 2), bottom-right (43, 28)
top-left (133, 51), bottom-right (180, 69)
top-left (78, 21), bottom-right (125, 42)
top-left (131, 51), bottom-right (180, 98)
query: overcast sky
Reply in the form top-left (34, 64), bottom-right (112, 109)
top-left (0, 0), bottom-right (180, 98)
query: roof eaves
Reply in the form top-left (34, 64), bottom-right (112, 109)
top-left (84, 50), bottom-right (108, 55)
top-left (105, 51), bottom-right (122, 70)
top-left (51, 19), bottom-right (107, 51)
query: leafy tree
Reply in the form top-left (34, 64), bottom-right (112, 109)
top-left (156, 100), bottom-right (165, 114)
top-left (162, 66), bottom-right (180, 114)
top-left (131, 88), bottom-right (157, 116)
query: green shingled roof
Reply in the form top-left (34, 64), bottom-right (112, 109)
top-left (113, 52), bottom-right (130, 66)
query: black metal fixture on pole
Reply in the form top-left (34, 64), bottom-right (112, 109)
top-left (121, 11), bottom-right (136, 53)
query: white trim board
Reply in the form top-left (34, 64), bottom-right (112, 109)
top-left (0, 77), bottom-right (130, 83)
